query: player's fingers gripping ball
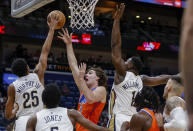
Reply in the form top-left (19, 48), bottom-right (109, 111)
top-left (47, 10), bottom-right (66, 29)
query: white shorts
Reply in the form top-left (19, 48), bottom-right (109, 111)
top-left (107, 113), bottom-right (132, 131)
top-left (14, 116), bottom-right (31, 131)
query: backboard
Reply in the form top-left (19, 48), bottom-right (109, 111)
top-left (11, 0), bottom-right (55, 18)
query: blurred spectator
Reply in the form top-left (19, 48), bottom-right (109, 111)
top-left (56, 52), bottom-right (66, 64)
top-left (48, 52), bottom-right (55, 63)
top-left (23, 48), bottom-right (29, 61)
top-left (15, 44), bottom-right (24, 58)
top-left (61, 84), bottom-right (70, 96)
top-left (32, 49), bottom-right (40, 61)
top-left (0, 92), bottom-right (3, 103)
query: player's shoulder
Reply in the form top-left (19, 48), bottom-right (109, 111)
top-left (8, 83), bottom-right (15, 91)
top-left (97, 86), bottom-right (106, 90)
top-left (28, 73), bottom-right (38, 78)
top-left (133, 111), bottom-right (151, 123)
top-left (94, 86), bottom-right (107, 94)
top-left (130, 113), bottom-right (147, 128)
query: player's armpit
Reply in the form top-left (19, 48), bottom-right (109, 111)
top-left (33, 63), bottom-right (45, 85)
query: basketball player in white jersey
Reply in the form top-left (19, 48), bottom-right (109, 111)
top-left (26, 84), bottom-right (110, 131)
top-left (108, 3), bottom-right (176, 131)
top-left (156, 96), bottom-right (188, 131)
top-left (5, 13), bottom-right (60, 131)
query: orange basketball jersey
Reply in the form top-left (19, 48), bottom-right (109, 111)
top-left (140, 108), bottom-right (160, 131)
top-left (76, 87), bottom-right (105, 131)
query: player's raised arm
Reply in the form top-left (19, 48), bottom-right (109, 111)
top-left (33, 13), bottom-right (59, 86)
top-left (141, 74), bottom-right (173, 86)
top-left (68, 109), bottom-right (110, 131)
top-left (58, 28), bottom-right (81, 91)
top-left (5, 84), bottom-right (18, 120)
top-left (180, 0), bottom-right (193, 130)
top-left (111, 3), bottom-right (126, 78)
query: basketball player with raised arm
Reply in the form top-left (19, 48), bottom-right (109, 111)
top-left (108, 3), bottom-right (176, 131)
top-left (26, 84), bottom-right (110, 131)
top-left (180, 0), bottom-right (193, 130)
top-left (5, 13), bottom-right (59, 131)
top-left (120, 87), bottom-right (160, 131)
top-left (58, 28), bottom-right (108, 131)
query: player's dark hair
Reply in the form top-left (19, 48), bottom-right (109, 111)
top-left (42, 84), bottom-right (61, 108)
top-left (11, 58), bottom-right (28, 77)
top-left (132, 86), bottom-right (160, 112)
top-left (130, 56), bottom-right (143, 73)
top-left (171, 76), bottom-right (182, 85)
top-left (87, 66), bottom-right (108, 88)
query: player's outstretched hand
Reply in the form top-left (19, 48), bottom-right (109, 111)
top-left (155, 113), bottom-right (164, 128)
top-left (58, 28), bottom-right (72, 45)
top-left (78, 63), bottom-right (87, 80)
top-left (47, 13), bottom-right (60, 30)
top-left (114, 3), bottom-right (125, 20)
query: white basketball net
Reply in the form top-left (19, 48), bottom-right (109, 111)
top-left (67, 0), bottom-right (98, 29)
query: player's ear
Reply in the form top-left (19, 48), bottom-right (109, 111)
top-left (168, 85), bottom-right (173, 91)
top-left (27, 65), bottom-right (30, 74)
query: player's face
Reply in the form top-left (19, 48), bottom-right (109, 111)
top-left (163, 79), bottom-right (172, 99)
top-left (85, 70), bottom-right (99, 87)
top-left (125, 58), bottom-right (134, 71)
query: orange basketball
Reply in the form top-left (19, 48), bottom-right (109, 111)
top-left (47, 10), bottom-right (66, 29)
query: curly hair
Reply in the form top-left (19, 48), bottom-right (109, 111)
top-left (11, 58), bottom-right (28, 77)
top-left (42, 83), bottom-right (61, 108)
top-left (87, 66), bottom-right (108, 88)
top-left (133, 86), bottom-right (160, 112)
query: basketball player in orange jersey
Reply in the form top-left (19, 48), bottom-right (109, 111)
top-left (58, 28), bottom-right (108, 131)
top-left (108, 3), bottom-right (177, 131)
top-left (180, 0), bottom-right (193, 130)
top-left (120, 87), bottom-right (160, 131)
top-left (5, 14), bottom-right (59, 131)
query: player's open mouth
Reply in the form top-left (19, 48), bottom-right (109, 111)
top-left (84, 77), bottom-right (88, 81)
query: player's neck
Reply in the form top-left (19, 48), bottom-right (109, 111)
top-left (167, 93), bottom-right (179, 99)
top-left (89, 83), bottom-right (98, 90)
top-left (128, 69), bottom-right (139, 76)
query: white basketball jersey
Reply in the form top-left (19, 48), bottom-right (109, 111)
top-left (36, 107), bottom-right (73, 131)
top-left (108, 72), bottom-right (143, 116)
top-left (13, 73), bottom-right (44, 117)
